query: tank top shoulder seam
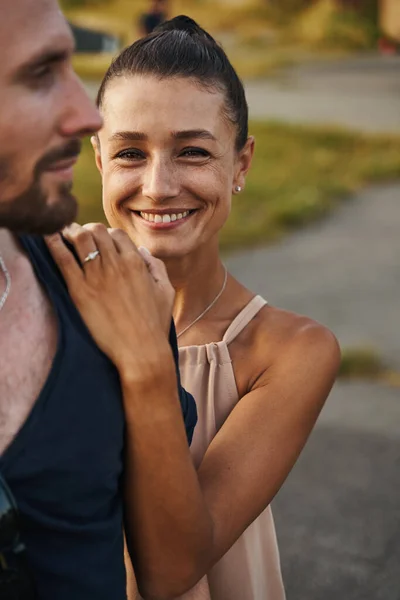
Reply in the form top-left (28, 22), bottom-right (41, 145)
top-left (222, 295), bottom-right (268, 345)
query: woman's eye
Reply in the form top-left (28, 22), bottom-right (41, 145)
top-left (181, 148), bottom-right (210, 159)
top-left (115, 149), bottom-right (145, 161)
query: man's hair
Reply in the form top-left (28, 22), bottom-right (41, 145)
top-left (97, 15), bottom-right (248, 150)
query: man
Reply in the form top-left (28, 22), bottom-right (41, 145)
top-left (0, 1), bottom-right (210, 598)
top-left (138, 0), bottom-right (168, 36)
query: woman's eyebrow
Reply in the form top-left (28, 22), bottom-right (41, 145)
top-left (108, 129), bottom-right (216, 143)
top-left (109, 131), bottom-right (147, 142)
top-left (172, 129), bottom-right (216, 141)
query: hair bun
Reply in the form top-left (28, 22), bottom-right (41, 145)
top-left (155, 15), bottom-right (207, 37)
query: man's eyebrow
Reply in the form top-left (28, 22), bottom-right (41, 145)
top-left (17, 44), bottom-right (73, 77)
top-left (109, 129), bottom-right (216, 142)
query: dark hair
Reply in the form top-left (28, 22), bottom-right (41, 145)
top-left (97, 16), bottom-right (248, 150)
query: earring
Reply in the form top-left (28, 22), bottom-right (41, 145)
top-left (234, 185), bottom-right (242, 193)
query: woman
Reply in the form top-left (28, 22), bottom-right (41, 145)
top-left (92, 16), bottom-right (341, 599)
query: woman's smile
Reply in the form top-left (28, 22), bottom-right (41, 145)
top-left (130, 208), bottom-right (198, 230)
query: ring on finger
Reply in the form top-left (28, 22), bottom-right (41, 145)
top-left (82, 250), bottom-right (100, 265)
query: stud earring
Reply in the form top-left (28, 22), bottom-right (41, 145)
top-left (234, 185), bottom-right (242, 193)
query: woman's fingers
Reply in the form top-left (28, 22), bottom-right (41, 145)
top-left (138, 247), bottom-right (167, 284)
top-left (45, 233), bottom-right (83, 288)
top-left (62, 222), bottom-right (99, 266)
top-left (108, 228), bottom-right (140, 257)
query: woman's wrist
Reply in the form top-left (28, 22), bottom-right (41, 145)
top-left (117, 338), bottom-right (176, 392)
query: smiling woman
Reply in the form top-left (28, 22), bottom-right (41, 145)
top-left (93, 71), bottom-right (249, 260)
top-left (93, 15), bottom-right (341, 600)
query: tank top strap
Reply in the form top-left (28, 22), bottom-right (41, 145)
top-left (222, 295), bottom-right (268, 345)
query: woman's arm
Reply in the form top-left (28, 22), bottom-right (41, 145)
top-left (46, 224), bottom-right (213, 600)
top-left (195, 319), bottom-right (340, 567)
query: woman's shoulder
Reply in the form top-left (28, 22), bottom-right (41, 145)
top-left (257, 303), bottom-right (338, 346)
top-left (231, 300), bottom-right (341, 394)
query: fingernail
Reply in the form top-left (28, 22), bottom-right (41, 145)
top-left (138, 246), bottom-right (152, 256)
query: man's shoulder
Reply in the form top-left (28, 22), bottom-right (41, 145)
top-left (19, 234), bottom-right (73, 290)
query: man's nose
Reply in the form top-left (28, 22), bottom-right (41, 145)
top-left (59, 72), bottom-right (103, 139)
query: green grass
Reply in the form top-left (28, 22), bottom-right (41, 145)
top-left (339, 346), bottom-right (387, 379)
top-left (74, 121), bottom-right (400, 251)
top-left (339, 346), bottom-right (400, 388)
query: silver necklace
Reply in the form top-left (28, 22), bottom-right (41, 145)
top-left (177, 267), bottom-right (228, 339)
top-left (0, 252), bottom-right (11, 311)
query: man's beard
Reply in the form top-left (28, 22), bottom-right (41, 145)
top-left (0, 139), bottom-right (82, 235)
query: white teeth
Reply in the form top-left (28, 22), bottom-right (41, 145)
top-left (139, 210), bottom-right (191, 223)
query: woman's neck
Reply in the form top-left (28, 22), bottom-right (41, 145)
top-left (164, 247), bottom-right (226, 333)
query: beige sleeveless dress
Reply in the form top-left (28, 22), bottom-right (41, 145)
top-left (177, 296), bottom-right (286, 600)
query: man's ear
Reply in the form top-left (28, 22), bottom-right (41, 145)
top-left (233, 136), bottom-right (255, 193)
top-left (91, 136), bottom-right (103, 175)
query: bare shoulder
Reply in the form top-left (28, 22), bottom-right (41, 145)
top-left (231, 302), bottom-right (341, 395)
top-left (264, 304), bottom-right (338, 350)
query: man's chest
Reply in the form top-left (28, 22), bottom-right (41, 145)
top-left (0, 273), bottom-right (57, 455)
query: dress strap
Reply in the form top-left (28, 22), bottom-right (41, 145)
top-left (222, 296), bottom-right (268, 345)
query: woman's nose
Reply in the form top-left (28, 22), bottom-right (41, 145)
top-left (142, 159), bottom-right (180, 202)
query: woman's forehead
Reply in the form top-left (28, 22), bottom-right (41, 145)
top-left (102, 75), bottom-right (229, 135)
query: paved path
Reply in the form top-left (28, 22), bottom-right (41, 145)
top-left (245, 55), bottom-right (400, 133)
top-left (226, 184), bottom-right (400, 598)
top-left (226, 183), bottom-right (400, 370)
top-left (272, 380), bottom-right (400, 600)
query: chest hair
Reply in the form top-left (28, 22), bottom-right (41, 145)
top-left (0, 258), bottom-right (57, 455)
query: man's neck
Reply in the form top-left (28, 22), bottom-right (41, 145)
top-left (0, 228), bottom-right (23, 263)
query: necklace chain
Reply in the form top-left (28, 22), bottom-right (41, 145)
top-left (177, 267), bottom-right (228, 339)
top-left (0, 252), bottom-right (11, 311)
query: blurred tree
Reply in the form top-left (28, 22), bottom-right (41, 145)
top-left (264, 0), bottom-right (313, 11)
top-left (333, 0), bottom-right (378, 24)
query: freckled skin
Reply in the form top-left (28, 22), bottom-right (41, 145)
top-left (95, 75), bottom-right (251, 260)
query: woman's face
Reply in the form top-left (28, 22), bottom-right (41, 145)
top-left (95, 75), bottom-right (253, 259)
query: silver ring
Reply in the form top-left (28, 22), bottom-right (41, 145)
top-left (82, 250), bottom-right (100, 264)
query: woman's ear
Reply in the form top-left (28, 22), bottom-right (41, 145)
top-left (233, 136), bottom-right (255, 194)
top-left (91, 135), bottom-right (103, 175)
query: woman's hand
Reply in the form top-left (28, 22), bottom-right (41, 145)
top-left (45, 223), bottom-right (175, 377)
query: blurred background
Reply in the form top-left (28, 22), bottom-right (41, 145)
top-left (62, 1), bottom-right (400, 597)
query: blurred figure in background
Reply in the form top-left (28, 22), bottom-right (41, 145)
top-left (138, 0), bottom-right (168, 36)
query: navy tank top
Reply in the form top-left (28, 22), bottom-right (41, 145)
top-left (0, 235), bottom-right (197, 599)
